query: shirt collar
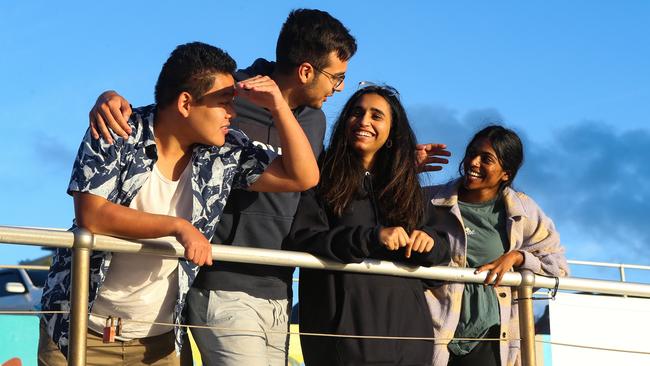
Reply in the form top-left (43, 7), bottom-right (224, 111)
top-left (133, 104), bottom-right (158, 160)
top-left (430, 178), bottom-right (461, 207)
top-left (429, 178), bottom-right (529, 219)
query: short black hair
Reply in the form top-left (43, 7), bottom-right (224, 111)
top-left (155, 42), bottom-right (236, 108)
top-left (459, 125), bottom-right (524, 190)
top-left (275, 9), bottom-right (357, 74)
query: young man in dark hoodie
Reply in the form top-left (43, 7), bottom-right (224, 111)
top-left (88, 9), bottom-right (356, 366)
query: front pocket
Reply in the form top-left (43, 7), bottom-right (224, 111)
top-left (205, 290), bottom-right (243, 325)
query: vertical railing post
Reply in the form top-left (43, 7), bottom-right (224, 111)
top-left (619, 265), bottom-right (626, 282)
top-left (619, 265), bottom-right (627, 298)
top-left (517, 269), bottom-right (536, 366)
top-left (68, 228), bottom-right (93, 366)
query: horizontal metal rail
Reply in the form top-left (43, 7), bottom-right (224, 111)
top-left (0, 264), bottom-right (50, 270)
top-left (568, 259), bottom-right (650, 271)
top-left (568, 259), bottom-right (650, 284)
top-left (2, 225), bottom-right (650, 298)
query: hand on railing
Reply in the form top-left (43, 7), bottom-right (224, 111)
top-left (475, 251), bottom-right (525, 287)
top-left (173, 220), bottom-right (213, 266)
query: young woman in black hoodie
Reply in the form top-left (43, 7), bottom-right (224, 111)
top-left (286, 84), bottom-right (450, 366)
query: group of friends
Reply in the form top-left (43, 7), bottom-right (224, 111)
top-left (37, 8), bottom-right (569, 366)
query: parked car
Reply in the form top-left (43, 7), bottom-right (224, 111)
top-left (0, 268), bottom-right (47, 311)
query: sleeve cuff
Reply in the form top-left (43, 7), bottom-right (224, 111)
top-left (517, 250), bottom-right (542, 273)
top-left (368, 226), bottom-right (384, 253)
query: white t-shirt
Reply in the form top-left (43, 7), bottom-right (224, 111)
top-left (88, 162), bottom-right (192, 340)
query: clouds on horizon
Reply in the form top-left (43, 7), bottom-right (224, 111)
top-left (521, 121), bottom-right (650, 262)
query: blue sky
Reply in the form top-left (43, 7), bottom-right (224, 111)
top-left (1, 1), bottom-right (649, 282)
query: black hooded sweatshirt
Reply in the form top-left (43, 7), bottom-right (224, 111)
top-left (285, 173), bottom-right (450, 366)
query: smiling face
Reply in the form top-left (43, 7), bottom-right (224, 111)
top-left (185, 72), bottom-right (237, 147)
top-left (461, 137), bottom-right (510, 202)
top-left (346, 93), bottom-right (392, 169)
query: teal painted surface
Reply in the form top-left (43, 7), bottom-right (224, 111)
top-left (0, 315), bottom-right (39, 366)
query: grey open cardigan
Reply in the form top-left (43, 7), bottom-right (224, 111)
top-left (424, 179), bottom-right (569, 366)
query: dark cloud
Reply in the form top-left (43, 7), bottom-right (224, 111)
top-left (518, 121), bottom-right (650, 261)
top-left (32, 133), bottom-right (76, 172)
top-left (409, 106), bottom-right (650, 263)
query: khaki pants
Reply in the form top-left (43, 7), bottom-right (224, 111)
top-left (38, 320), bottom-right (179, 366)
top-left (186, 288), bottom-right (290, 366)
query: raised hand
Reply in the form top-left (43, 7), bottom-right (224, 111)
top-left (235, 75), bottom-right (287, 113)
top-left (416, 143), bottom-right (451, 173)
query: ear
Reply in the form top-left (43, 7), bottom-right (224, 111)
top-left (177, 91), bottom-right (193, 118)
top-left (501, 171), bottom-right (510, 183)
top-left (297, 62), bottom-right (315, 85)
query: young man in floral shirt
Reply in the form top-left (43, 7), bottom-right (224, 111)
top-left (38, 41), bottom-right (318, 365)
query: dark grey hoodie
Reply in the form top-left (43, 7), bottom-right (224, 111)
top-left (192, 59), bottom-right (326, 299)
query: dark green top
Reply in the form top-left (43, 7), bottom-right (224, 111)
top-left (449, 197), bottom-right (508, 356)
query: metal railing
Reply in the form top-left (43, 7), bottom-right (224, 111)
top-left (567, 259), bottom-right (650, 283)
top-left (3, 225), bottom-right (650, 366)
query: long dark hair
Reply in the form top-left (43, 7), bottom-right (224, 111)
top-left (319, 86), bottom-right (424, 232)
top-left (458, 124), bottom-right (524, 191)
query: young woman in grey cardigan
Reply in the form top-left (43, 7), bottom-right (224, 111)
top-left (425, 125), bottom-right (569, 366)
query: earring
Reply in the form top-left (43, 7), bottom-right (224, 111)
top-left (385, 139), bottom-right (393, 149)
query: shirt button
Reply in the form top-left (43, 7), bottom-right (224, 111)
top-left (502, 332), bottom-right (507, 338)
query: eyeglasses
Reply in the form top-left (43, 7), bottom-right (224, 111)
top-left (357, 81), bottom-right (400, 97)
top-left (314, 66), bottom-right (346, 89)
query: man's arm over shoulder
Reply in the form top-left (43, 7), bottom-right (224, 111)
top-left (89, 90), bottom-right (133, 143)
top-left (68, 124), bottom-right (126, 200)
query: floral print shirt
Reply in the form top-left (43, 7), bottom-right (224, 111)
top-left (41, 104), bottom-right (276, 357)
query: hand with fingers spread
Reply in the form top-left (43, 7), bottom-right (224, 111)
top-left (404, 230), bottom-right (435, 259)
top-left (378, 226), bottom-right (409, 251)
top-left (475, 251), bottom-right (524, 287)
top-left (89, 91), bottom-right (133, 143)
top-left (235, 75), bottom-right (286, 113)
top-left (416, 143), bottom-right (451, 173)
top-left (174, 219), bottom-right (213, 267)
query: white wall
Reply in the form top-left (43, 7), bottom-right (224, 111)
top-left (548, 292), bottom-right (650, 365)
